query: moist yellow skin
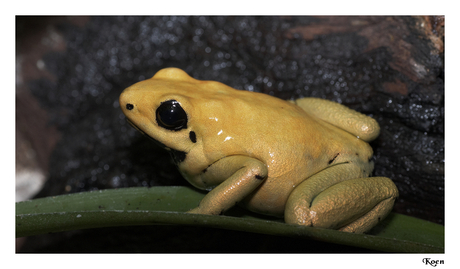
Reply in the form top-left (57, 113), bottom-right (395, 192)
top-left (119, 67), bottom-right (398, 233)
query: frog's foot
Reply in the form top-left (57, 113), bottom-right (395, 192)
top-left (294, 97), bottom-right (380, 142)
top-left (285, 164), bottom-right (398, 233)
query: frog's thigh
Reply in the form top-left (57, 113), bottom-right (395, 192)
top-left (188, 156), bottom-right (267, 215)
top-left (285, 164), bottom-right (398, 233)
top-left (294, 97), bottom-right (380, 142)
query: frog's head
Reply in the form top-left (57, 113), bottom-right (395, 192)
top-left (119, 68), bottom-right (205, 163)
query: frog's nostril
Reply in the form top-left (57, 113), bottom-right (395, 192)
top-left (126, 103), bottom-right (134, 110)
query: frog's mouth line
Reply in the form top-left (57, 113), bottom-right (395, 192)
top-left (125, 118), bottom-right (187, 163)
top-left (125, 118), bottom-right (168, 148)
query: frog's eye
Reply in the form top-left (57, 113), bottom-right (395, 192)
top-left (156, 100), bottom-right (188, 131)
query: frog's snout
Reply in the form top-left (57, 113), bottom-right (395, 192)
top-left (119, 90), bottom-right (136, 113)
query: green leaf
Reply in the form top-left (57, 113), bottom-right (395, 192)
top-left (16, 186), bottom-right (444, 253)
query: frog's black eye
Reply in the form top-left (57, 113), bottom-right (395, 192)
top-left (156, 100), bottom-right (188, 131)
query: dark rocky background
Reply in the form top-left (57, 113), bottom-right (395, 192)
top-left (16, 16), bottom-right (444, 253)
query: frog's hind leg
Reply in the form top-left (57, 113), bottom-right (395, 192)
top-left (284, 163), bottom-right (398, 233)
top-left (294, 98), bottom-right (380, 142)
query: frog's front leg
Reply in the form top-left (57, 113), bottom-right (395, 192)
top-left (187, 156), bottom-right (268, 215)
top-left (285, 163), bottom-right (398, 233)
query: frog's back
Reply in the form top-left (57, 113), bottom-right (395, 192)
top-left (194, 83), bottom-right (374, 176)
